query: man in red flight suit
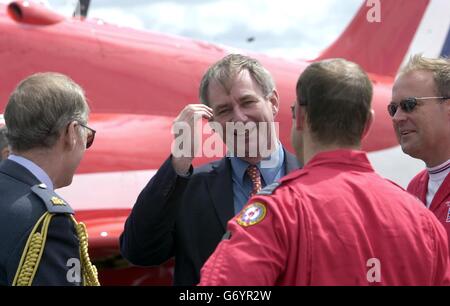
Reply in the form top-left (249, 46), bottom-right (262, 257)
top-left (390, 55), bottom-right (450, 248)
top-left (199, 59), bottom-right (450, 286)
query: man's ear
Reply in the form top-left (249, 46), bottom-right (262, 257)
top-left (362, 109), bottom-right (375, 140)
top-left (1, 147), bottom-right (9, 160)
top-left (65, 121), bottom-right (79, 150)
top-left (295, 105), bottom-right (307, 132)
top-left (446, 99), bottom-right (450, 117)
top-left (268, 89), bottom-right (280, 116)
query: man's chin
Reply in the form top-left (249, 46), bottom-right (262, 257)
top-left (229, 149), bottom-right (259, 159)
top-left (231, 144), bottom-right (275, 158)
top-left (400, 142), bottom-right (421, 160)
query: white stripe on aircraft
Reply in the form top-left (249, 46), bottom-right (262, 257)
top-left (400, 0), bottom-right (450, 70)
top-left (59, 146), bottom-right (425, 211)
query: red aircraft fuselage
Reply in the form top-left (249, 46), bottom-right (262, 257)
top-left (0, 0), bottom-right (420, 285)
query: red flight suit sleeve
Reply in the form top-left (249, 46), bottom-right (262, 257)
top-left (429, 213), bottom-right (450, 285)
top-left (199, 196), bottom-right (288, 286)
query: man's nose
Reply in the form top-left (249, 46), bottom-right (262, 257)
top-left (232, 105), bottom-right (248, 122)
top-left (392, 107), bottom-right (407, 124)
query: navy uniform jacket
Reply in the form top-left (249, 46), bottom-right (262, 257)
top-left (0, 159), bottom-right (80, 286)
top-left (120, 149), bottom-right (300, 285)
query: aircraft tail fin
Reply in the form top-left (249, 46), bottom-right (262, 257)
top-left (316, 0), bottom-right (450, 77)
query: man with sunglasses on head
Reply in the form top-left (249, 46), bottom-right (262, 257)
top-left (390, 55), bottom-right (450, 249)
top-left (0, 73), bottom-right (99, 286)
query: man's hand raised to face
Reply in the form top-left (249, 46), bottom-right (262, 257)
top-left (171, 104), bottom-right (214, 175)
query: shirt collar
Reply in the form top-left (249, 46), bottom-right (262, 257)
top-left (427, 159), bottom-right (450, 181)
top-left (8, 154), bottom-right (54, 190)
top-left (305, 149), bottom-right (373, 172)
top-left (427, 159), bottom-right (450, 174)
top-left (229, 142), bottom-right (284, 185)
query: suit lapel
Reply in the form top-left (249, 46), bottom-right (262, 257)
top-left (206, 158), bottom-right (235, 231)
top-left (0, 159), bottom-right (40, 186)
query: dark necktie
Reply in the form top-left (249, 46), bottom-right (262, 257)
top-left (246, 165), bottom-right (262, 197)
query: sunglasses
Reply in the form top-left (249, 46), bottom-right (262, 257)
top-left (290, 104), bottom-right (296, 119)
top-left (78, 122), bottom-right (96, 149)
top-left (387, 96), bottom-right (449, 117)
top-left (290, 100), bottom-right (307, 119)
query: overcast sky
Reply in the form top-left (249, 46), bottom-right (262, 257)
top-left (1, 0), bottom-right (363, 59)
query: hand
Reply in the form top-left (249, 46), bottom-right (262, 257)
top-left (171, 104), bottom-right (213, 174)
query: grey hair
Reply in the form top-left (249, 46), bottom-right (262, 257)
top-left (199, 54), bottom-right (275, 106)
top-left (5, 72), bottom-right (89, 152)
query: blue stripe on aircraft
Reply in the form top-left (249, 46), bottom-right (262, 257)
top-left (440, 27), bottom-right (450, 57)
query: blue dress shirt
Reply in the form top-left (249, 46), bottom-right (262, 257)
top-left (8, 154), bottom-right (54, 190)
top-left (229, 143), bottom-right (285, 214)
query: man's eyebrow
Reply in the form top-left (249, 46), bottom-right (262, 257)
top-left (213, 103), bottom-right (230, 111)
top-left (212, 94), bottom-right (259, 111)
top-left (239, 94), bottom-right (258, 101)
top-left (390, 97), bottom-right (413, 103)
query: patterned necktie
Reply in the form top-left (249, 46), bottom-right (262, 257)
top-left (246, 165), bottom-right (262, 197)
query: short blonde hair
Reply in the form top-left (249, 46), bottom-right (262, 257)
top-left (399, 54), bottom-right (450, 96)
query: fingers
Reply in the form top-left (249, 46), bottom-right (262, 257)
top-left (175, 104), bottom-right (214, 123)
top-left (172, 104), bottom-right (214, 159)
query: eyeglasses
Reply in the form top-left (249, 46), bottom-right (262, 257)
top-left (387, 96), bottom-right (449, 117)
top-left (78, 122), bottom-right (96, 149)
top-left (290, 104), bottom-right (296, 119)
top-left (290, 100), bottom-right (307, 119)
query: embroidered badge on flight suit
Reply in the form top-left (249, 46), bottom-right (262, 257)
top-left (236, 202), bottom-right (267, 227)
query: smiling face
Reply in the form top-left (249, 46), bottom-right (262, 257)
top-left (391, 70), bottom-right (450, 167)
top-left (207, 69), bottom-right (279, 162)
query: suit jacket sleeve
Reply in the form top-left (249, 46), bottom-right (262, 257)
top-left (120, 156), bottom-right (190, 266)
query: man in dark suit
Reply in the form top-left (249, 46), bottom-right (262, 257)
top-left (0, 73), bottom-right (99, 286)
top-left (120, 54), bottom-right (300, 285)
